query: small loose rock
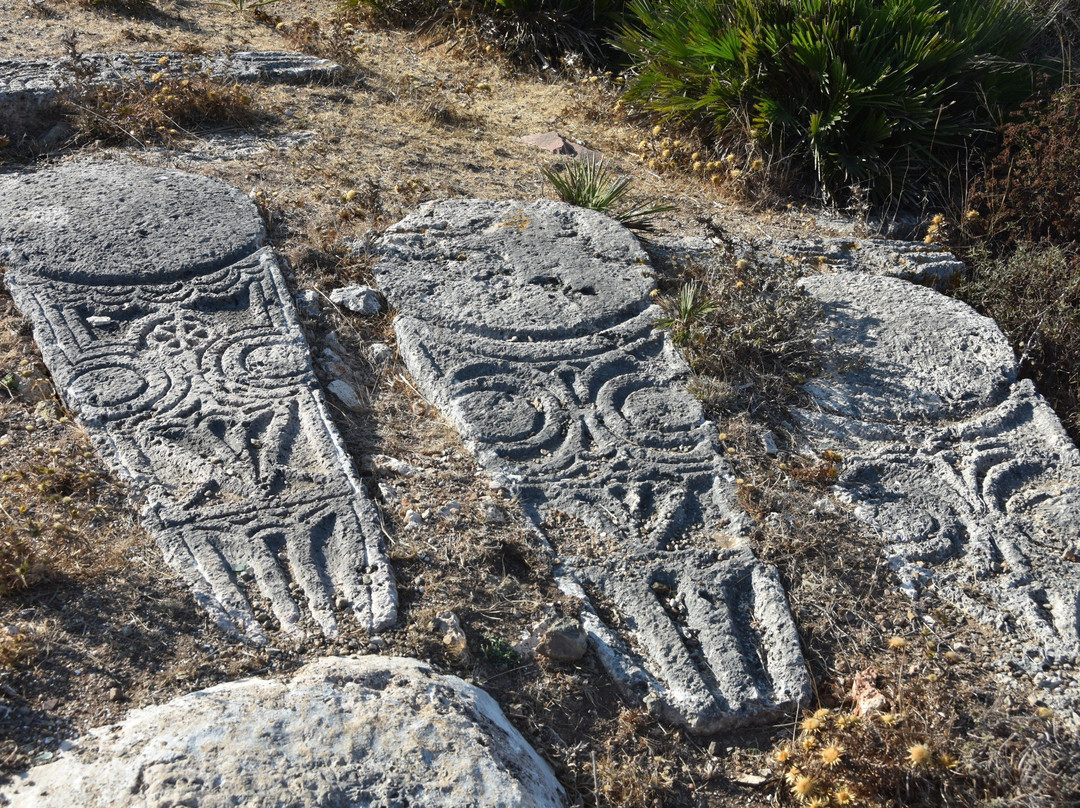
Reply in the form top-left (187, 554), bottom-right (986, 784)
top-left (327, 379), bottom-right (363, 411)
top-left (295, 289), bottom-right (320, 317)
top-left (330, 285), bottom-right (383, 315)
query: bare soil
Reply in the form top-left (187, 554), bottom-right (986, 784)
top-left (0, 2), bottom-right (1077, 806)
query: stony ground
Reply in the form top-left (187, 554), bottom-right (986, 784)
top-left (1, 1), bottom-right (1079, 806)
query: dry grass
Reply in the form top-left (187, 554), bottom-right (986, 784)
top-left (56, 50), bottom-right (262, 148)
top-left (0, 2), bottom-right (1077, 805)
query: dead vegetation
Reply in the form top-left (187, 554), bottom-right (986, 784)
top-left (0, 1), bottom-right (1078, 806)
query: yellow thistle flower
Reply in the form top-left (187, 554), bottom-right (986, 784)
top-left (932, 213), bottom-right (944, 225)
top-left (800, 716), bottom-right (823, 733)
top-left (729, 168), bottom-right (743, 179)
top-left (661, 149), bottom-right (672, 158)
top-left (833, 786), bottom-right (855, 805)
top-left (691, 152), bottom-right (700, 161)
top-left (693, 161), bottom-right (703, 171)
top-left (774, 746), bottom-right (792, 764)
top-left (813, 708), bottom-right (831, 720)
top-left (966, 209), bottom-right (980, 221)
top-left (820, 744), bottom-right (843, 766)
top-left (878, 712), bottom-right (900, 726)
top-left (652, 125), bottom-right (662, 136)
top-left (751, 158), bottom-right (764, 170)
top-left (785, 767), bottom-right (803, 784)
top-left (938, 752), bottom-right (959, 769)
top-left (807, 798), bottom-right (828, 808)
top-left (908, 743), bottom-right (931, 767)
top-left (800, 736), bottom-right (817, 752)
top-left (790, 775), bottom-right (817, 801)
top-left (724, 152), bottom-right (736, 163)
top-left (710, 174), bottom-right (722, 185)
top-left (150, 71), bottom-right (165, 83)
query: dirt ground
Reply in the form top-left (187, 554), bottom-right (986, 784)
top-left (1, 1), bottom-right (1078, 805)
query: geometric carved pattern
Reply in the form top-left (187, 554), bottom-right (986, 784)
top-left (375, 200), bottom-right (809, 731)
top-left (797, 271), bottom-right (1080, 667)
top-left (1, 164), bottom-right (395, 641)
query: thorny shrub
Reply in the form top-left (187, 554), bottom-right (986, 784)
top-left (966, 83), bottom-right (1080, 248)
top-left (353, 0), bottom-right (626, 66)
top-left (653, 244), bottom-right (819, 419)
top-left (58, 54), bottom-right (259, 147)
top-left (766, 636), bottom-right (1077, 807)
top-left (283, 13), bottom-right (367, 74)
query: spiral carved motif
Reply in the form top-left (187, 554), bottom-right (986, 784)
top-left (375, 199), bottom-right (809, 731)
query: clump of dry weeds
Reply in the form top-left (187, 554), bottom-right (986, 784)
top-left (652, 241), bottom-right (820, 420)
top-left (57, 49), bottom-right (261, 148)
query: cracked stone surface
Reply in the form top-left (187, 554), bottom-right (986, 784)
top-left (0, 163), bottom-right (395, 641)
top-left (0, 51), bottom-right (340, 140)
top-left (373, 199), bottom-right (810, 731)
top-left (2, 656), bottom-right (564, 808)
top-left (770, 238), bottom-right (966, 287)
top-left (796, 271), bottom-right (1080, 668)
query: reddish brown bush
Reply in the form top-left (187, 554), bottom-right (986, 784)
top-left (968, 83), bottom-right (1080, 247)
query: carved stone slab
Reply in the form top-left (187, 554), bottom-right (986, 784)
top-left (0, 163), bottom-right (395, 641)
top-left (797, 271), bottom-right (1080, 666)
top-left (3, 656), bottom-right (565, 808)
top-left (0, 51), bottom-right (340, 140)
top-left (374, 200), bottom-right (809, 731)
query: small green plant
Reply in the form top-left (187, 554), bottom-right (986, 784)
top-left (655, 252), bottom-right (820, 418)
top-left (541, 157), bottom-right (671, 231)
top-left (654, 280), bottom-right (718, 346)
top-left (479, 633), bottom-right (521, 667)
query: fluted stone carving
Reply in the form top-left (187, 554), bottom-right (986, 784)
top-left (374, 199), bottom-right (810, 731)
top-left (0, 163), bottom-right (395, 640)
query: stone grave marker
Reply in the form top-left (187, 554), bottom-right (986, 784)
top-left (373, 199), bottom-right (810, 732)
top-left (0, 163), bottom-right (396, 640)
top-left (796, 271), bottom-right (1080, 670)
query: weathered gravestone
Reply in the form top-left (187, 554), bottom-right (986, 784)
top-left (2, 656), bottom-right (565, 808)
top-left (0, 163), bottom-right (395, 640)
top-left (795, 271), bottom-right (1080, 668)
top-left (0, 51), bottom-right (340, 142)
top-left (373, 199), bottom-right (810, 732)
